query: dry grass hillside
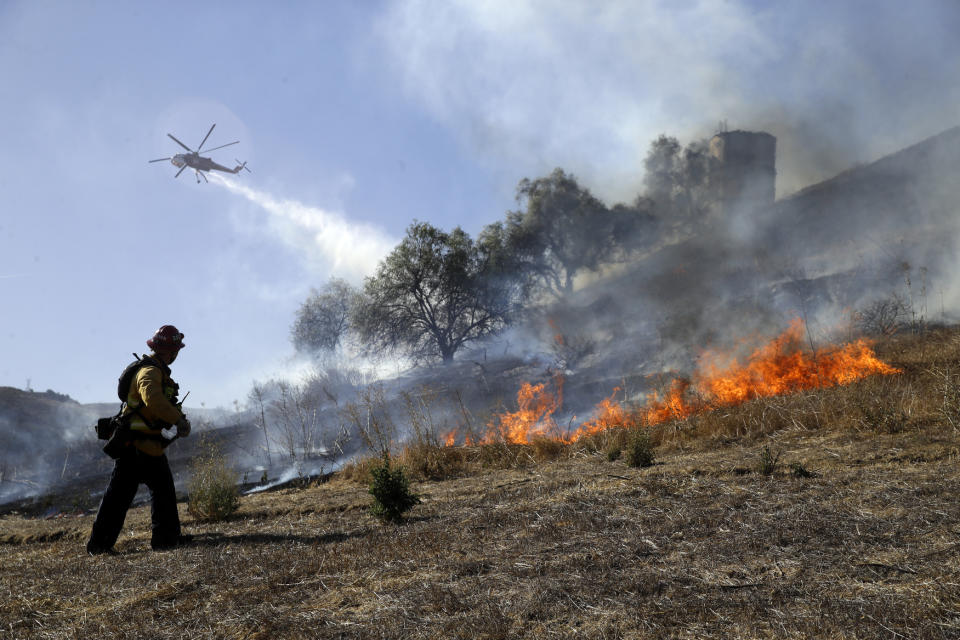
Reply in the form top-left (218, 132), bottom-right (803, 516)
top-left (2, 329), bottom-right (959, 639)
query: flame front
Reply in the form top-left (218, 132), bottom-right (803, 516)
top-left (564, 387), bottom-right (643, 442)
top-left (442, 319), bottom-right (900, 446)
top-left (488, 378), bottom-right (564, 444)
top-left (643, 318), bottom-right (901, 424)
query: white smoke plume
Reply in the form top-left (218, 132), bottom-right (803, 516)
top-left (376, 0), bottom-right (960, 202)
top-left (212, 175), bottom-right (396, 280)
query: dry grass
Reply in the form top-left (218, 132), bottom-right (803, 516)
top-left (2, 328), bottom-right (960, 638)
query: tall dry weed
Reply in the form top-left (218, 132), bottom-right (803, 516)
top-left (343, 383), bottom-right (398, 459)
top-left (187, 436), bottom-right (239, 521)
top-left (399, 442), bottom-right (471, 481)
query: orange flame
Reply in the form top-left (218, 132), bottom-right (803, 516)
top-left (440, 377), bottom-right (565, 446)
top-left (486, 377), bottom-right (564, 444)
top-left (643, 318), bottom-right (900, 425)
top-left (643, 378), bottom-right (696, 424)
top-left (564, 387), bottom-right (643, 442)
top-left (441, 319), bottom-right (900, 447)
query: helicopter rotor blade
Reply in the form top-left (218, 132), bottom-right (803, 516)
top-left (196, 124), bottom-right (216, 152)
top-left (236, 159), bottom-right (251, 173)
top-left (167, 133), bottom-right (193, 153)
top-left (175, 165), bottom-right (187, 178)
top-left (201, 140), bottom-right (239, 154)
top-left (149, 157), bottom-right (172, 163)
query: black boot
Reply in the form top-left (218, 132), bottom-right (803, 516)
top-left (86, 541), bottom-right (120, 556)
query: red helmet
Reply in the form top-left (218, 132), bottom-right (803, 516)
top-left (147, 325), bottom-right (186, 351)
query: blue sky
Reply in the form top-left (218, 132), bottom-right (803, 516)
top-left (2, 1), bottom-right (958, 408)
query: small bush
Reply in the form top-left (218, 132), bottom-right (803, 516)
top-left (606, 445), bottom-right (622, 462)
top-left (756, 446), bottom-right (781, 476)
top-left (625, 430), bottom-right (655, 468)
top-left (854, 295), bottom-right (909, 336)
top-left (369, 456), bottom-right (421, 523)
top-left (188, 438), bottom-right (239, 521)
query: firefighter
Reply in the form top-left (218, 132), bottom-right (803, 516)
top-left (86, 325), bottom-right (193, 555)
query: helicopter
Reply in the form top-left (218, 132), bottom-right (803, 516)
top-left (149, 123), bottom-right (251, 183)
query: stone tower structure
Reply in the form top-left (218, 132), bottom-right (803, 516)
top-left (708, 130), bottom-right (777, 216)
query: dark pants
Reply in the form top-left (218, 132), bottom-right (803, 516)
top-left (87, 448), bottom-right (181, 550)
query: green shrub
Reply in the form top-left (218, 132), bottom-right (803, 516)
top-left (368, 456), bottom-right (421, 523)
top-left (756, 445), bottom-right (782, 476)
top-left (187, 437), bottom-right (239, 521)
top-left (625, 430), bottom-right (655, 468)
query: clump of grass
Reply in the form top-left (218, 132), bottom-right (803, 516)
top-left (756, 445), bottom-right (781, 476)
top-left (187, 436), bottom-right (239, 521)
top-left (336, 456), bottom-right (380, 484)
top-left (530, 436), bottom-right (567, 462)
top-left (929, 365), bottom-right (960, 430)
top-left (789, 461), bottom-right (813, 478)
top-left (479, 442), bottom-right (534, 469)
top-left (400, 442), bottom-right (471, 481)
top-left (857, 395), bottom-right (909, 433)
top-left (573, 423), bottom-right (631, 457)
top-left (368, 455), bottom-right (421, 523)
top-left (624, 430), bottom-right (655, 468)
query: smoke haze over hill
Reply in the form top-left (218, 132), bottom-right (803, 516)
top-left (379, 1), bottom-right (960, 202)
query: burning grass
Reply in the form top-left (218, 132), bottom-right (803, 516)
top-left (2, 327), bottom-right (960, 638)
top-left (642, 318), bottom-right (901, 424)
top-left (439, 319), bottom-right (903, 451)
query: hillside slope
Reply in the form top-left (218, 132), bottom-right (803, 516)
top-left (2, 330), bottom-right (959, 639)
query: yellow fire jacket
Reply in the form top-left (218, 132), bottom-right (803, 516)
top-left (121, 358), bottom-right (184, 457)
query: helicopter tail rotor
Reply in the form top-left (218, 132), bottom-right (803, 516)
top-left (234, 159), bottom-right (251, 173)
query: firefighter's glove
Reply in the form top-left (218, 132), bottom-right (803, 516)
top-left (175, 417), bottom-right (192, 438)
